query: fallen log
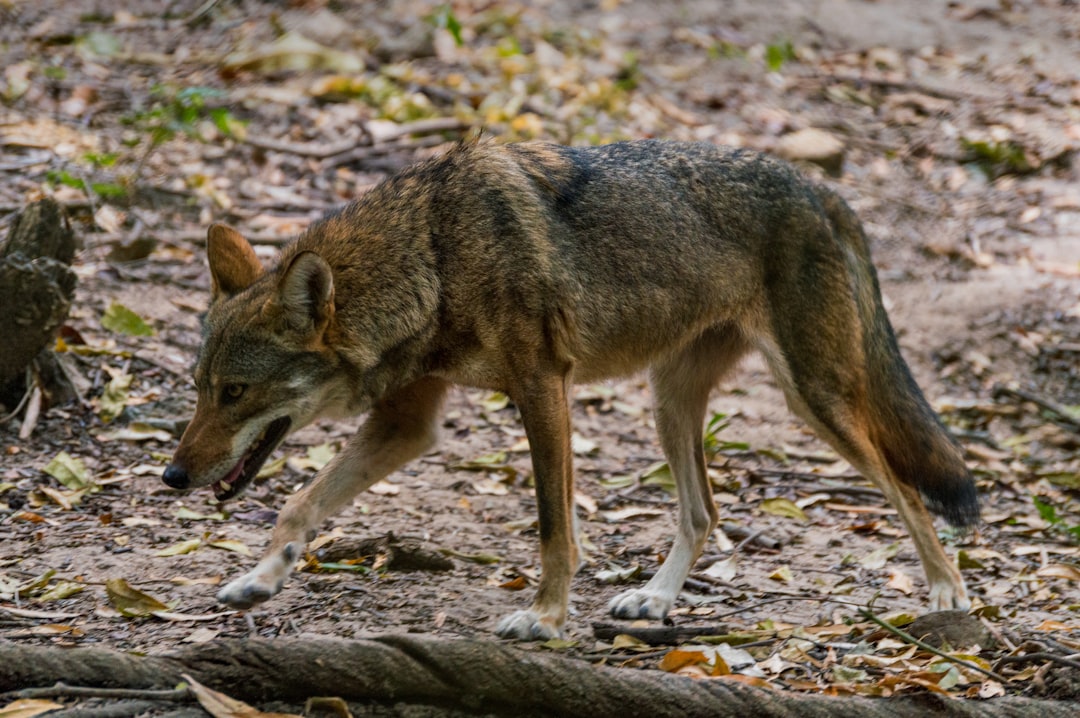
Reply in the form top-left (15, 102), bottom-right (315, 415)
top-left (0, 636), bottom-right (1076, 717)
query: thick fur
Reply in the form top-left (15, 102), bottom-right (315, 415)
top-left (165, 139), bottom-right (977, 639)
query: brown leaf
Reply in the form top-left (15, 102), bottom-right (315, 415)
top-left (183, 673), bottom-right (300, 718)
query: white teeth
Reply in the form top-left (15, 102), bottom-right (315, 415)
top-left (219, 481), bottom-right (231, 491)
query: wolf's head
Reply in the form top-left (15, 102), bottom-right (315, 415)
top-left (162, 225), bottom-right (346, 501)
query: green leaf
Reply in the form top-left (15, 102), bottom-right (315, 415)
top-left (1032, 495), bottom-right (1058, 524)
top-left (43, 452), bottom-right (91, 490)
top-left (640, 461), bottom-right (675, 493)
top-left (102, 302), bottom-right (154, 336)
top-left (765, 40), bottom-right (795, 72)
top-left (429, 5), bottom-right (463, 46)
top-left (98, 370), bottom-right (132, 423)
top-left (479, 392), bottom-right (510, 412)
top-left (90, 182), bottom-right (127, 198)
top-left (80, 31), bottom-right (122, 58)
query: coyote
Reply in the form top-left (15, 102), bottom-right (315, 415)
top-left (163, 140), bottom-right (977, 639)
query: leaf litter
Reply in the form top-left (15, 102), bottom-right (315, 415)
top-left (0, 0), bottom-right (1078, 706)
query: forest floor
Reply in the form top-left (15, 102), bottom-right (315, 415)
top-left (1, 0), bottom-right (1079, 706)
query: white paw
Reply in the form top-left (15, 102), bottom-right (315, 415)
top-left (495, 610), bottom-right (563, 641)
top-left (608, 588), bottom-right (673, 620)
top-left (217, 569), bottom-right (285, 609)
top-left (929, 580), bottom-right (971, 611)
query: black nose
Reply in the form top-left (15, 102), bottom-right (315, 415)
top-left (162, 464), bottom-right (190, 489)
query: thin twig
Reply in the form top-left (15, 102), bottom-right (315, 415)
top-left (0, 367), bottom-right (33, 423)
top-left (858, 608), bottom-right (1009, 683)
top-left (994, 652), bottom-right (1080, 672)
top-left (992, 384), bottom-right (1080, 431)
top-left (711, 594), bottom-right (870, 621)
top-left (3, 682), bottom-right (190, 702)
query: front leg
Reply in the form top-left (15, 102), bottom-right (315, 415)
top-left (218, 377), bottom-right (447, 609)
top-left (495, 367), bottom-right (578, 640)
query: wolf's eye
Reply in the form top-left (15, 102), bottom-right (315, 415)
top-left (222, 383), bottom-right (246, 402)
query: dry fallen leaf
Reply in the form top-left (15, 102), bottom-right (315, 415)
top-left (207, 539), bottom-right (253, 557)
top-left (183, 673), bottom-right (301, 718)
top-left (886, 569), bottom-right (914, 595)
top-left (760, 497), bottom-right (808, 522)
top-left (155, 538), bottom-right (202, 557)
top-left (0, 699), bottom-right (65, 718)
top-left (105, 577), bottom-right (170, 617)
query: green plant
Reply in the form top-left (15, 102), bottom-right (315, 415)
top-left (1032, 495), bottom-right (1080, 544)
top-left (703, 412), bottom-right (750, 459)
top-left (961, 138), bottom-right (1032, 178)
top-left (765, 40), bottom-right (795, 72)
top-left (123, 85), bottom-right (244, 173)
top-left (45, 168), bottom-right (126, 198)
top-left (427, 4), bottom-right (464, 46)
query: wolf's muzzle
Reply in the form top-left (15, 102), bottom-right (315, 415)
top-left (162, 464), bottom-right (190, 489)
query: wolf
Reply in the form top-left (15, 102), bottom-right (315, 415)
top-left (162, 139), bottom-right (978, 639)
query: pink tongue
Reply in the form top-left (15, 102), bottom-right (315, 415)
top-left (223, 458), bottom-right (245, 486)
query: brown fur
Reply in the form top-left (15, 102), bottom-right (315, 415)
top-left (164, 140), bottom-right (977, 639)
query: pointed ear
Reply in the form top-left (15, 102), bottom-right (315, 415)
top-left (275, 251), bottom-right (334, 332)
top-left (207, 224), bottom-right (263, 301)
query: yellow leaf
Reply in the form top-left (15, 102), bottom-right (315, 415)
top-left (760, 497), bottom-right (808, 522)
top-left (0, 699), bottom-right (65, 718)
top-left (96, 422), bottom-right (172, 442)
top-left (207, 540), bottom-right (252, 557)
top-left (769, 565), bottom-right (793, 582)
top-left (106, 578), bottom-right (169, 617)
top-left (1035, 619), bottom-right (1072, 631)
top-left (255, 456), bottom-right (287, 480)
top-left (155, 539), bottom-right (202, 557)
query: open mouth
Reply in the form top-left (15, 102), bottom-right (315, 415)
top-left (213, 416), bottom-right (291, 502)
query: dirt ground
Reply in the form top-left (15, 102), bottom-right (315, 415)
top-left (1, 0), bottom-right (1079, 702)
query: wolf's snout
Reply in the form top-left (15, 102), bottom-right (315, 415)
top-left (162, 463), bottom-right (190, 489)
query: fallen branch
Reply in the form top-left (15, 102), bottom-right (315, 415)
top-left (591, 622), bottom-right (732, 645)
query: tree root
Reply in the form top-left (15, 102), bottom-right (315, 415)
top-left (1, 636), bottom-right (1077, 717)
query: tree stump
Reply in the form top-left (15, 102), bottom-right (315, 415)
top-left (0, 199), bottom-right (77, 410)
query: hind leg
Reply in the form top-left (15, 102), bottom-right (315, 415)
top-left (754, 335), bottom-right (969, 610)
top-left (610, 329), bottom-right (749, 619)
